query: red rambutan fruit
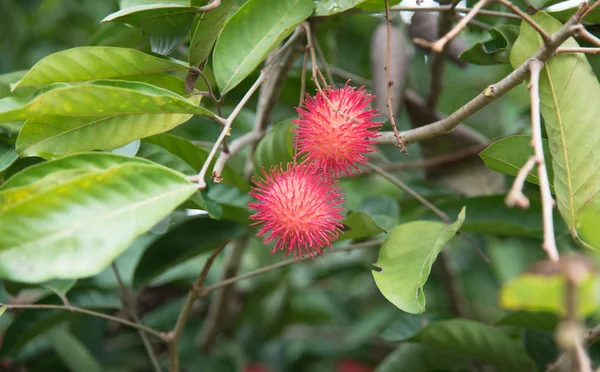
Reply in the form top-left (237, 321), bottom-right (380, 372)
top-left (293, 84), bottom-right (381, 176)
top-left (249, 163), bottom-right (345, 260)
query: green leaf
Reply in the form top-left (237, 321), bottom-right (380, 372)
top-left (103, 4), bottom-right (197, 55)
top-left (480, 135), bottom-right (553, 189)
top-left (372, 207), bottom-right (466, 314)
top-left (42, 279), bottom-right (77, 298)
top-left (496, 311), bottom-right (559, 332)
top-left (253, 119), bottom-right (294, 174)
top-left (133, 216), bottom-right (244, 287)
top-left (46, 325), bottom-right (102, 372)
top-left (0, 153), bottom-right (197, 283)
top-left (213, 0), bottom-right (314, 94)
top-left (410, 319), bottom-right (535, 370)
top-left (500, 271), bottom-right (599, 317)
top-left (11, 47), bottom-right (189, 90)
top-left (379, 314), bottom-right (431, 342)
top-left (313, 0), bottom-right (367, 16)
top-left (0, 144), bottom-right (18, 172)
top-left (376, 343), bottom-right (469, 372)
top-left (511, 11), bottom-right (600, 240)
top-left (580, 209), bottom-right (600, 249)
top-left (136, 140), bottom-right (222, 217)
top-left (0, 306), bottom-right (6, 318)
top-left (549, 6), bottom-right (600, 24)
top-left (460, 25), bottom-right (520, 65)
top-left (338, 212), bottom-right (386, 240)
top-left (189, 0), bottom-right (236, 66)
top-left (145, 133), bottom-right (249, 191)
top-left (2, 80), bottom-right (213, 122)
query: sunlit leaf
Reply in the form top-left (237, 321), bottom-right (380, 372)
top-left (0, 153), bottom-right (197, 283)
top-left (189, 0), bottom-right (236, 66)
top-left (372, 208), bottom-right (466, 314)
top-left (511, 12), bottom-right (600, 241)
top-left (11, 47), bottom-right (189, 90)
top-left (213, 0), bottom-right (314, 94)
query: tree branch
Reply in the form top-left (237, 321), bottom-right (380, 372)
top-left (201, 240), bottom-right (383, 293)
top-left (527, 59), bottom-right (559, 262)
top-left (1, 303), bottom-right (167, 341)
top-left (413, 0), bottom-right (491, 53)
top-left (167, 241), bottom-right (228, 372)
top-left (384, 0), bottom-right (407, 153)
top-left (496, 0), bottom-right (551, 41)
top-left (375, 12), bottom-right (583, 148)
top-left (112, 264), bottom-right (162, 372)
top-left (505, 156), bottom-right (537, 209)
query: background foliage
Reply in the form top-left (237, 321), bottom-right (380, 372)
top-left (1, 0), bottom-right (600, 371)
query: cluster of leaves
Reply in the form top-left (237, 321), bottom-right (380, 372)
top-left (1, 0), bottom-right (600, 371)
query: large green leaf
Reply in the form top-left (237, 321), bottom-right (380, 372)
top-left (480, 135), bottom-right (553, 189)
top-left (376, 343), bottom-right (469, 372)
top-left (11, 47), bottom-right (189, 90)
top-left (253, 119), bottom-right (294, 175)
top-left (460, 25), bottom-right (520, 65)
top-left (511, 12), bottom-right (600, 240)
top-left (0, 153), bottom-right (197, 283)
top-left (213, 0), bottom-right (313, 94)
top-left (1, 80), bottom-right (213, 122)
top-left (372, 208), bottom-right (466, 314)
top-left (189, 0), bottom-right (236, 66)
top-left (410, 319), bottom-right (535, 370)
top-left (103, 3), bottom-right (196, 55)
top-left (133, 216), bottom-right (244, 287)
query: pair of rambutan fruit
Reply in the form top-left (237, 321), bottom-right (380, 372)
top-left (249, 84), bottom-right (382, 260)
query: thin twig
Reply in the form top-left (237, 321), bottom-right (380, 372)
top-left (1, 303), bottom-right (167, 341)
top-left (528, 59), bottom-right (559, 262)
top-left (496, 0), bottom-right (551, 41)
top-left (572, 24), bottom-right (600, 47)
top-left (300, 48), bottom-right (309, 105)
top-left (365, 162), bottom-right (449, 222)
top-left (112, 264), bottom-right (162, 372)
top-left (375, 12), bottom-right (582, 148)
top-left (194, 0), bottom-right (221, 12)
top-left (413, 0), bottom-right (491, 53)
top-left (390, 5), bottom-right (520, 19)
top-left (555, 47), bottom-right (600, 55)
top-left (202, 240), bottom-right (384, 293)
top-left (312, 26), bottom-right (334, 85)
top-left (385, 0), bottom-right (407, 153)
top-left (194, 69), bottom-right (269, 188)
top-left (167, 242), bottom-right (228, 372)
top-left (505, 156), bottom-right (537, 209)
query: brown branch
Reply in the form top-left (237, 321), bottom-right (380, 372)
top-left (1, 303), bottom-right (167, 341)
top-left (202, 240), bottom-right (383, 293)
top-left (505, 156), bottom-right (537, 209)
top-left (413, 0), bottom-right (491, 53)
top-left (572, 24), bottom-right (600, 47)
top-left (167, 241), bottom-right (228, 372)
top-left (112, 264), bottom-right (162, 372)
top-left (198, 236), bottom-right (248, 351)
top-left (528, 59), bottom-right (559, 262)
top-left (375, 11), bottom-right (583, 148)
top-left (388, 5), bottom-right (521, 19)
top-left (555, 47), bottom-right (600, 55)
top-left (194, 0), bottom-right (221, 12)
top-left (384, 0), bottom-right (408, 153)
top-left (496, 0), bottom-right (551, 42)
